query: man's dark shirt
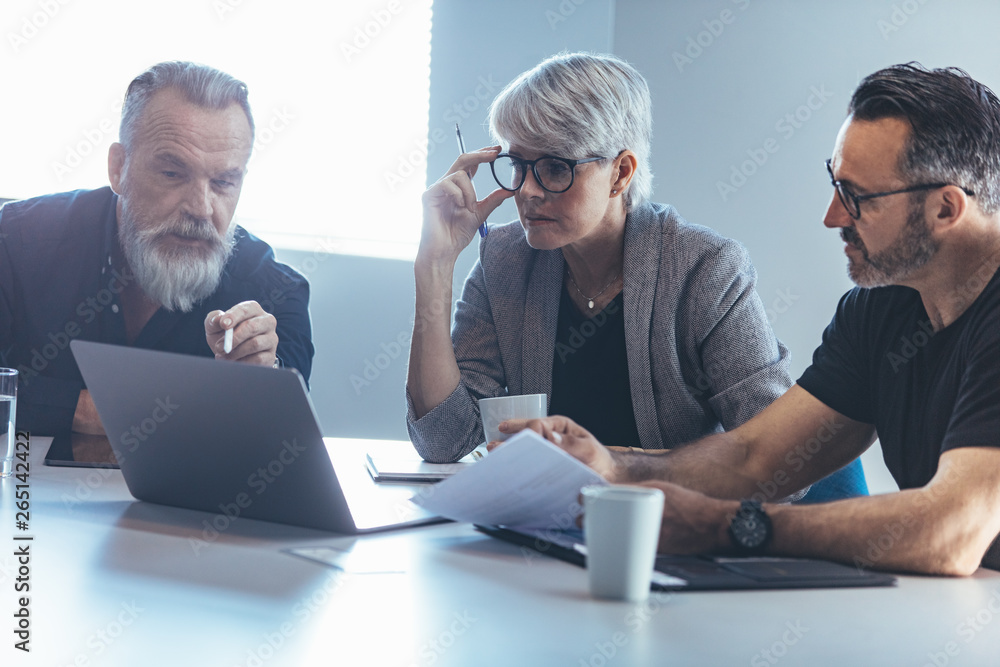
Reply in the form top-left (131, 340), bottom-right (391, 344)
top-left (0, 187), bottom-right (314, 436)
top-left (798, 266), bottom-right (1000, 490)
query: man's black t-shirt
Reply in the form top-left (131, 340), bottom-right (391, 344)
top-left (798, 266), bottom-right (1000, 490)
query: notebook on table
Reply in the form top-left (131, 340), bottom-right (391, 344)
top-left (365, 446), bottom-right (484, 483)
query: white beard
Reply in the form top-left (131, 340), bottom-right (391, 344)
top-left (118, 202), bottom-right (236, 312)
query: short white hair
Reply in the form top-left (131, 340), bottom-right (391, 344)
top-left (488, 52), bottom-right (653, 210)
top-left (120, 61), bottom-right (254, 152)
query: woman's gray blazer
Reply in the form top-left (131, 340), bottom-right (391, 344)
top-left (406, 202), bottom-right (792, 462)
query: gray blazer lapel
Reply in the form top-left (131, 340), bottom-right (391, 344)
top-left (623, 204), bottom-right (665, 449)
top-left (520, 249), bottom-right (563, 406)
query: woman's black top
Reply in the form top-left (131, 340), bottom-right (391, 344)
top-left (548, 285), bottom-right (642, 448)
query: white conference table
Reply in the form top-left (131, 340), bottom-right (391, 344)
top-left (2, 436), bottom-right (999, 667)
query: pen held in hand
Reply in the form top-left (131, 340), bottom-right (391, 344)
top-left (223, 327), bottom-right (233, 354)
top-left (455, 123), bottom-right (488, 239)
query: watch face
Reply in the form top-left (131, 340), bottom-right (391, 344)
top-left (732, 502), bottom-right (770, 550)
top-left (739, 516), bottom-right (768, 547)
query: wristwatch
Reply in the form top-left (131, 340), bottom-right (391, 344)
top-left (728, 499), bottom-right (772, 554)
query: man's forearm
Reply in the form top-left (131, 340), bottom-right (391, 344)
top-left (72, 389), bottom-right (105, 436)
top-left (608, 387), bottom-right (877, 502)
top-left (641, 443), bottom-right (1000, 577)
top-left (763, 449), bottom-right (1000, 576)
top-left (767, 486), bottom-right (983, 576)
top-left (612, 430), bottom-right (766, 500)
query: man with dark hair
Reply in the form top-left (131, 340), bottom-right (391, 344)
top-left (0, 61), bottom-right (313, 438)
top-left (505, 63), bottom-right (1000, 575)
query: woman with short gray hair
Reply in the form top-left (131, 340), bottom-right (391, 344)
top-left (405, 52), bottom-right (867, 502)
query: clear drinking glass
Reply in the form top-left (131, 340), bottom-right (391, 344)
top-left (1, 368), bottom-right (18, 478)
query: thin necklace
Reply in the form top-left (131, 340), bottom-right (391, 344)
top-left (565, 265), bottom-right (622, 310)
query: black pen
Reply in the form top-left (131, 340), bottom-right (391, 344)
top-left (455, 123), bottom-right (488, 238)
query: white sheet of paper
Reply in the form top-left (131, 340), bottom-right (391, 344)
top-left (411, 430), bottom-right (607, 530)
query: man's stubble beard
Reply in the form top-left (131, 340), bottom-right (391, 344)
top-left (844, 197), bottom-right (938, 288)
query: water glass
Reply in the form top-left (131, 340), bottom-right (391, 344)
top-left (1, 368), bottom-right (18, 478)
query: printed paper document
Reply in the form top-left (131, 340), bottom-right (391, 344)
top-left (412, 430), bottom-right (607, 529)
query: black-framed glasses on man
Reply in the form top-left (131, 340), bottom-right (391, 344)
top-left (825, 158), bottom-right (975, 220)
top-left (490, 154), bottom-right (607, 194)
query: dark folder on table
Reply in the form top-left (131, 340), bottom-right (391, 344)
top-left (476, 525), bottom-right (897, 591)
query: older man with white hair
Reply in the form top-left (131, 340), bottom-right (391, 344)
top-left (0, 61), bottom-right (313, 438)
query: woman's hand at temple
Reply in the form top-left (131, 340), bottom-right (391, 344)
top-left (419, 146), bottom-right (514, 264)
top-left (408, 147), bottom-right (514, 422)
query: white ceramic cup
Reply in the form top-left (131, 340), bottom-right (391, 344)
top-left (582, 485), bottom-right (665, 601)
top-left (478, 393), bottom-right (547, 444)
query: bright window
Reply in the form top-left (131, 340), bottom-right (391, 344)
top-left (0, 0), bottom-right (432, 260)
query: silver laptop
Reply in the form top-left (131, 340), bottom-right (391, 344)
top-left (70, 340), bottom-right (441, 534)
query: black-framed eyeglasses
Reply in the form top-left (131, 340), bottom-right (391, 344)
top-left (825, 159), bottom-right (974, 220)
top-left (490, 154), bottom-right (607, 194)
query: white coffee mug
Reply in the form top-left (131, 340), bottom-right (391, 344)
top-left (478, 393), bottom-right (547, 444)
top-left (582, 485), bottom-right (664, 601)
